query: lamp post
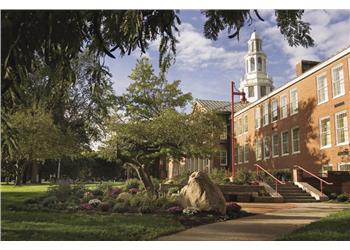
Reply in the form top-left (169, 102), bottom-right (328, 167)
top-left (230, 81), bottom-right (247, 178)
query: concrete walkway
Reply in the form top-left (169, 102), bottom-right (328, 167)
top-left (158, 202), bottom-right (350, 241)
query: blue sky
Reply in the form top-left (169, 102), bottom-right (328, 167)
top-left (105, 10), bottom-right (350, 104)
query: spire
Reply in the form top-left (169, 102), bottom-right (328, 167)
top-left (239, 31), bottom-right (274, 103)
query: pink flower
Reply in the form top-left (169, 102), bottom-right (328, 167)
top-left (167, 206), bottom-right (183, 214)
top-left (226, 202), bottom-right (241, 212)
top-left (79, 203), bottom-right (93, 210)
top-left (128, 188), bottom-right (139, 194)
top-left (105, 188), bottom-right (123, 198)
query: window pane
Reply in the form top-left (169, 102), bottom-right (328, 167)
top-left (336, 112), bottom-right (349, 144)
top-left (292, 127), bottom-right (300, 153)
top-left (332, 66), bottom-right (344, 97)
top-left (317, 75), bottom-right (328, 103)
top-left (282, 131), bottom-right (289, 155)
top-left (320, 118), bottom-right (331, 147)
top-left (264, 137), bottom-right (270, 159)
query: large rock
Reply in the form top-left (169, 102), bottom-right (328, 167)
top-left (178, 171), bottom-right (226, 215)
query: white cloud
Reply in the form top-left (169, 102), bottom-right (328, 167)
top-left (175, 23), bottom-right (246, 71)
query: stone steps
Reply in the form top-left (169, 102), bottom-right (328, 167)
top-left (269, 183), bottom-right (318, 203)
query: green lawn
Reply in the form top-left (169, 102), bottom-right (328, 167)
top-left (1, 183), bottom-right (185, 240)
top-left (279, 209), bottom-right (350, 240)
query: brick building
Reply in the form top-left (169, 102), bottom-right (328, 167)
top-left (166, 32), bottom-right (350, 179)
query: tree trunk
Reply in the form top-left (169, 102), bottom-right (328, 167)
top-left (31, 161), bottom-right (39, 183)
top-left (131, 164), bottom-right (156, 194)
top-left (15, 161), bottom-right (23, 185)
top-left (57, 159), bottom-right (61, 180)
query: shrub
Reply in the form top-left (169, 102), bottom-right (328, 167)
top-left (88, 199), bottom-right (102, 207)
top-left (91, 189), bottom-right (104, 196)
top-left (155, 196), bottom-right (178, 209)
top-left (23, 198), bottom-right (38, 205)
top-left (138, 205), bottom-right (156, 214)
top-left (96, 182), bottom-right (114, 192)
top-left (99, 202), bottom-right (111, 212)
top-left (226, 202), bottom-right (242, 218)
top-left (208, 168), bottom-right (230, 185)
top-left (167, 187), bottom-right (180, 196)
top-left (151, 177), bottom-right (160, 190)
top-left (271, 169), bottom-right (292, 181)
top-left (48, 183), bottom-right (72, 201)
top-left (172, 171), bottom-right (191, 185)
top-left (41, 196), bottom-right (58, 207)
top-left (124, 178), bottom-right (142, 190)
top-left (232, 167), bottom-right (253, 185)
top-left (128, 188), bottom-right (139, 194)
top-left (71, 183), bottom-right (88, 197)
top-left (167, 206), bottom-right (183, 215)
top-left (336, 193), bottom-right (349, 202)
top-left (79, 203), bottom-right (93, 210)
top-left (182, 207), bottom-right (200, 216)
top-left (112, 203), bottom-right (128, 213)
top-left (105, 187), bottom-right (123, 198)
top-left (329, 193), bottom-right (338, 200)
top-left (116, 192), bottom-right (133, 205)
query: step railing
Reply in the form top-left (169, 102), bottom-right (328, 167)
top-left (294, 165), bottom-right (333, 194)
top-left (254, 164), bottom-right (285, 193)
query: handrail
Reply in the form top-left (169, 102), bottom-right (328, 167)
top-left (254, 164), bottom-right (285, 193)
top-left (294, 165), bottom-right (333, 193)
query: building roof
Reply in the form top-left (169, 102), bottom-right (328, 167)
top-left (195, 99), bottom-right (250, 113)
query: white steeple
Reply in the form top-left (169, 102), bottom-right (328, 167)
top-left (239, 31), bottom-right (273, 103)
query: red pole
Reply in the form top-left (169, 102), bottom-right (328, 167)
top-left (231, 81), bottom-right (235, 178)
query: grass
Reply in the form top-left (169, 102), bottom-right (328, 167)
top-left (279, 209), bottom-right (350, 240)
top-left (1, 183), bottom-right (185, 240)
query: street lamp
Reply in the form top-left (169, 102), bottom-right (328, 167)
top-left (230, 81), bottom-right (247, 178)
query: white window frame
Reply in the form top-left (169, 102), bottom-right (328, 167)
top-left (219, 150), bottom-right (227, 166)
top-left (248, 86), bottom-right (254, 98)
top-left (243, 114), bottom-right (248, 134)
top-left (272, 133), bottom-right (279, 158)
top-left (255, 107), bottom-right (261, 129)
top-left (321, 164), bottom-right (333, 174)
top-left (291, 127), bottom-right (301, 154)
top-left (335, 110), bottom-right (349, 146)
top-left (290, 88), bottom-right (298, 115)
top-left (238, 117), bottom-right (242, 135)
top-left (316, 72), bottom-right (328, 104)
top-left (271, 99), bottom-right (278, 122)
top-left (238, 145), bottom-right (243, 164)
top-left (263, 136), bottom-right (270, 160)
top-left (263, 103), bottom-right (269, 126)
top-left (281, 130), bottom-right (289, 156)
top-left (332, 64), bottom-right (345, 99)
top-left (319, 116), bottom-right (331, 149)
top-left (280, 94), bottom-right (288, 119)
top-left (243, 143), bottom-right (249, 163)
top-left (255, 138), bottom-right (262, 161)
top-left (220, 123), bottom-right (227, 140)
top-left (338, 162), bottom-right (350, 171)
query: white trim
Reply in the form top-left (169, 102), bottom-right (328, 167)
top-left (255, 138), bottom-right (262, 161)
top-left (272, 133), bottom-right (279, 158)
top-left (280, 94), bottom-right (288, 119)
top-left (337, 162), bottom-right (350, 171)
top-left (290, 88), bottom-right (298, 115)
top-left (234, 47), bottom-right (350, 118)
top-left (263, 102), bottom-right (269, 126)
top-left (316, 72), bottom-right (328, 105)
top-left (331, 63), bottom-right (345, 99)
top-left (319, 116), bottom-right (331, 149)
top-left (335, 110), bottom-right (349, 146)
top-left (255, 106), bottom-right (261, 129)
top-left (219, 150), bottom-right (227, 166)
top-left (263, 136), bottom-right (271, 160)
top-left (291, 126), bottom-right (301, 154)
top-left (271, 99), bottom-right (278, 123)
top-left (243, 114), bottom-right (248, 134)
top-left (281, 130), bottom-right (289, 156)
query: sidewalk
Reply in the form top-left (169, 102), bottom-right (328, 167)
top-left (157, 202), bottom-right (349, 241)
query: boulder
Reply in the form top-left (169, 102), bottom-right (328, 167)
top-left (178, 171), bottom-right (226, 215)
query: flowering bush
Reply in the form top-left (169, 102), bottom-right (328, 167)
top-left (79, 203), bottom-right (93, 210)
top-left (182, 207), bottom-right (200, 216)
top-left (88, 199), bottom-right (102, 207)
top-left (105, 188), bottom-right (123, 198)
top-left (128, 188), bottom-right (139, 194)
top-left (167, 206), bottom-right (183, 215)
top-left (83, 191), bottom-right (93, 198)
top-left (99, 202), bottom-right (111, 212)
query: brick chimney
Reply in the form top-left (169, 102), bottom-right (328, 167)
top-left (296, 60), bottom-right (320, 77)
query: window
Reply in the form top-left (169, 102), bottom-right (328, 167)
top-left (250, 57), bottom-right (255, 72)
top-left (219, 151), bottom-right (227, 166)
top-left (261, 86), bottom-right (267, 97)
top-left (255, 138), bottom-right (262, 160)
top-left (271, 99), bottom-right (278, 122)
top-left (238, 118), bottom-right (242, 135)
top-left (234, 147), bottom-right (238, 164)
top-left (280, 95), bottom-right (288, 119)
top-left (290, 89), bottom-right (298, 115)
top-left (281, 131), bottom-right (289, 156)
top-left (292, 127), bottom-right (300, 154)
top-left (263, 103), bottom-right (269, 126)
top-left (317, 73), bottom-right (328, 104)
top-left (238, 146), bottom-right (243, 164)
top-left (272, 133), bottom-right (279, 157)
top-left (255, 107), bottom-right (261, 129)
top-left (243, 115), bottom-right (248, 133)
top-left (321, 165), bottom-right (333, 174)
top-left (338, 163), bottom-right (350, 171)
top-left (332, 65), bottom-right (344, 98)
top-left (263, 137), bottom-right (270, 159)
top-left (244, 143), bottom-right (249, 163)
top-left (257, 57), bottom-right (262, 71)
top-left (335, 111), bottom-right (349, 145)
top-left (320, 117), bottom-right (331, 148)
top-left (234, 121), bottom-right (237, 137)
top-left (248, 86), bottom-right (254, 97)
top-left (220, 123), bottom-right (227, 140)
